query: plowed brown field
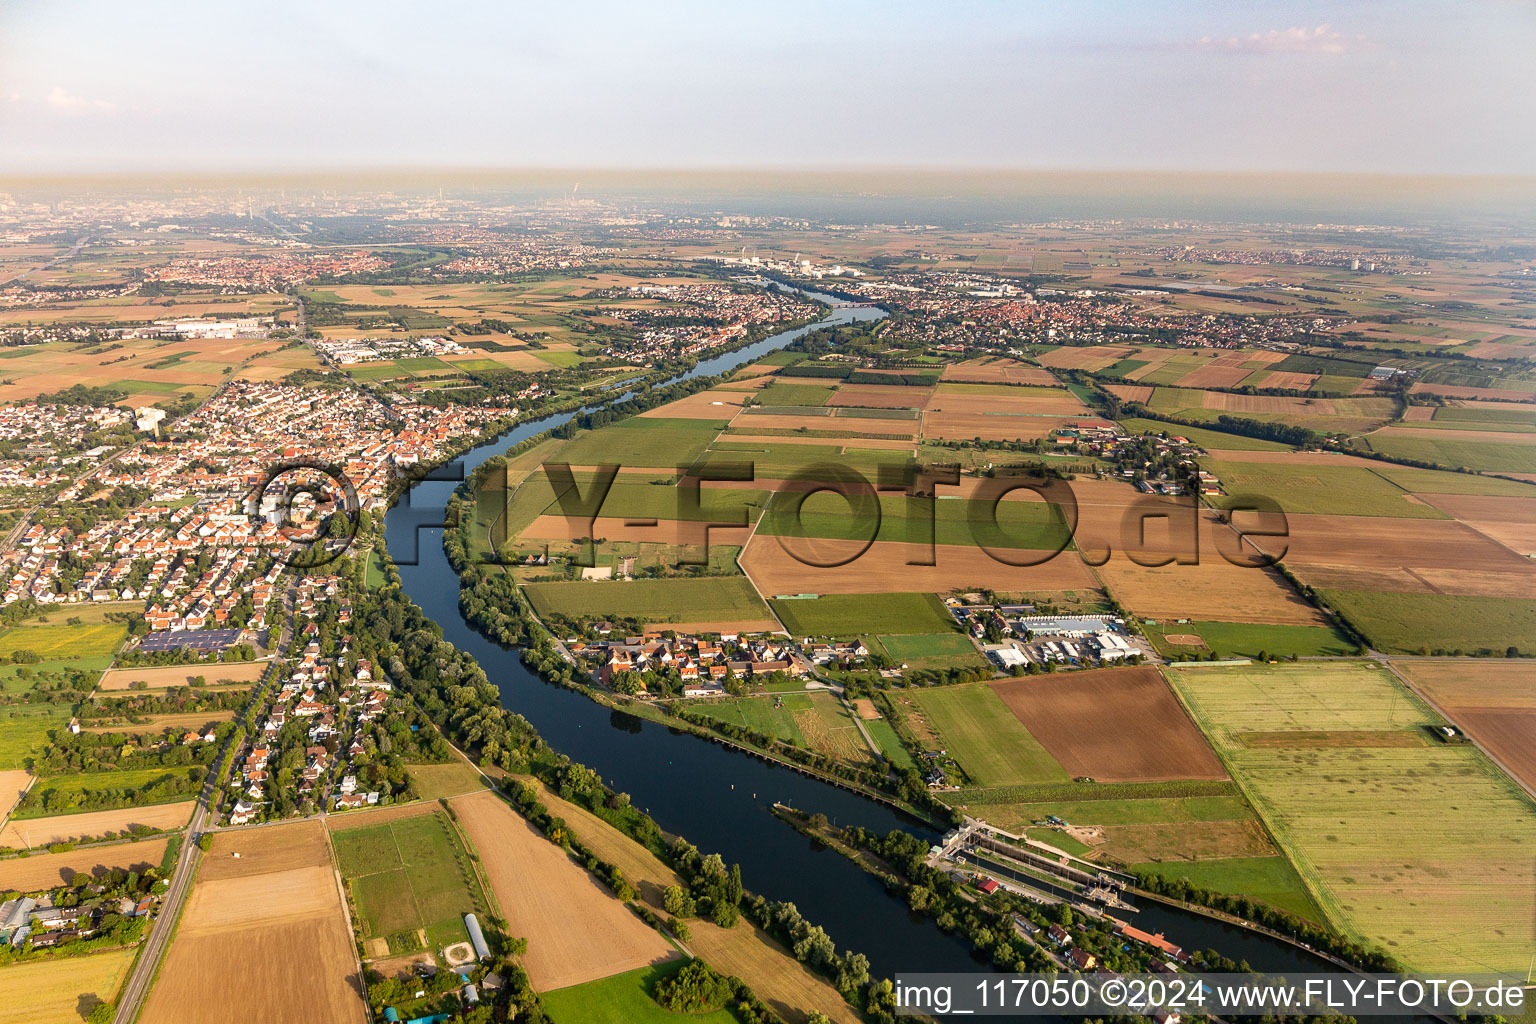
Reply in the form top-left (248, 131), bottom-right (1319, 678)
top-left (1396, 662), bottom-right (1536, 793)
top-left (740, 537), bottom-right (1098, 595)
top-left (941, 358), bottom-right (1059, 385)
top-left (988, 667), bottom-right (1226, 783)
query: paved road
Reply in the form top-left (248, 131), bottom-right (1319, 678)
top-left (110, 776), bottom-right (213, 1024)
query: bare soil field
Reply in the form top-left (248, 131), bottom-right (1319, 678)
top-left (740, 537), bottom-right (1099, 595)
top-left (140, 820), bottom-right (366, 1024)
top-left (0, 837), bottom-right (168, 891)
top-left (829, 384), bottom-right (934, 409)
top-left (0, 801), bottom-right (195, 847)
top-left (1175, 364), bottom-right (1252, 389)
top-left (941, 358), bottom-right (1059, 385)
top-left (96, 661), bottom-right (267, 691)
top-left (657, 618), bottom-right (783, 634)
top-left (1400, 406), bottom-right (1437, 421)
top-left (1164, 634), bottom-right (1204, 646)
top-left (1371, 425), bottom-right (1536, 444)
top-left (0, 770), bottom-right (29, 824)
top-left (1397, 661), bottom-right (1536, 793)
top-left (1410, 493), bottom-right (1536, 556)
top-left (989, 668), bottom-right (1227, 783)
top-left (450, 789), bottom-right (675, 991)
top-left (1251, 515), bottom-right (1536, 597)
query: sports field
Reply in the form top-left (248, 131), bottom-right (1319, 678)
top-left (1169, 661), bottom-right (1536, 974)
top-left (690, 694), bottom-right (809, 745)
top-left (872, 632), bottom-right (989, 670)
top-left (332, 809), bottom-right (489, 950)
top-left (1144, 620), bottom-right (1357, 659)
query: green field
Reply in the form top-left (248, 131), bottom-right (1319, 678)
top-left (689, 694), bottom-right (809, 745)
top-left (1203, 460), bottom-right (1448, 518)
top-left (769, 592), bottom-right (956, 637)
top-left (554, 418), bottom-right (728, 469)
top-left (1146, 620), bottom-right (1357, 659)
top-left (872, 633), bottom-right (989, 670)
top-left (863, 717), bottom-right (915, 768)
top-left (0, 702), bottom-right (72, 769)
top-left (0, 655), bottom-right (111, 694)
top-left (1132, 856), bottom-right (1324, 922)
top-left (1363, 462), bottom-right (1536, 496)
top-left (1319, 589), bottom-right (1536, 654)
top-left (905, 683), bottom-right (1067, 786)
top-left (1169, 661), bottom-right (1536, 974)
top-left (1361, 431), bottom-right (1536, 474)
top-left (14, 764), bottom-right (203, 815)
top-left (756, 381), bottom-right (837, 406)
top-left (0, 621), bottom-right (128, 660)
top-left (525, 576), bottom-right (773, 624)
top-left (1117, 418), bottom-right (1292, 452)
top-left (533, 349), bottom-right (585, 368)
top-left (332, 810), bottom-right (489, 949)
top-left (542, 961), bottom-right (735, 1024)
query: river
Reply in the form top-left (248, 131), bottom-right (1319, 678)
top-left (385, 287), bottom-right (1348, 1010)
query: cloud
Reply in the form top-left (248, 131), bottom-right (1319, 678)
top-left (46, 86), bottom-right (117, 114)
top-left (1196, 24), bottom-right (1363, 55)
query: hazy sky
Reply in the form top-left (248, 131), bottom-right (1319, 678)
top-left (2, 0), bottom-right (1533, 175)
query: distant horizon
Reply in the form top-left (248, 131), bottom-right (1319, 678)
top-left (4, 1), bottom-right (1533, 177)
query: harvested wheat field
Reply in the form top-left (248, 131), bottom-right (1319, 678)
top-left (0, 769), bottom-right (29, 823)
top-left (519, 514), bottom-right (753, 547)
top-left (0, 801), bottom-right (195, 847)
top-left (740, 536), bottom-right (1099, 595)
top-left (96, 661), bottom-right (267, 691)
top-left (1252, 515), bottom-right (1536, 597)
top-left (941, 358), bottom-right (1058, 385)
top-left (451, 789), bottom-right (675, 991)
top-left (140, 820), bottom-right (366, 1024)
top-left (1104, 384), bottom-right (1154, 404)
top-left (1411, 383), bottom-right (1534, 402)
top-left (0, 947), bottom-right (135, 1024)
top-left (1175, 364), bottom-right (1251, 389)
top-left (1068, 480), bottom-right (1325, 625)
top-left (1037, 345), bottom-right (1135, 371)
top-left (989, 668), bottom-right (1226, 783)
top-left (1397, 661), bottom-right (1536, 793)
top-left (0, 837), bottom-right (167, 892)
top-left (525, 782), bottom-right (860, 1024)
top-left (924, 387), bottom-right (1089, 417)
top-left (922, 412), bottom-right (1097, 442)
top-left (1260, 371), bottom-right (1319, 390)
top-left (638, 390), bottom-right (748, 418)
top-left (81, 710), bottom-right (234, 735)
top-left (1418, 493), bottom-right (1536, 556)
